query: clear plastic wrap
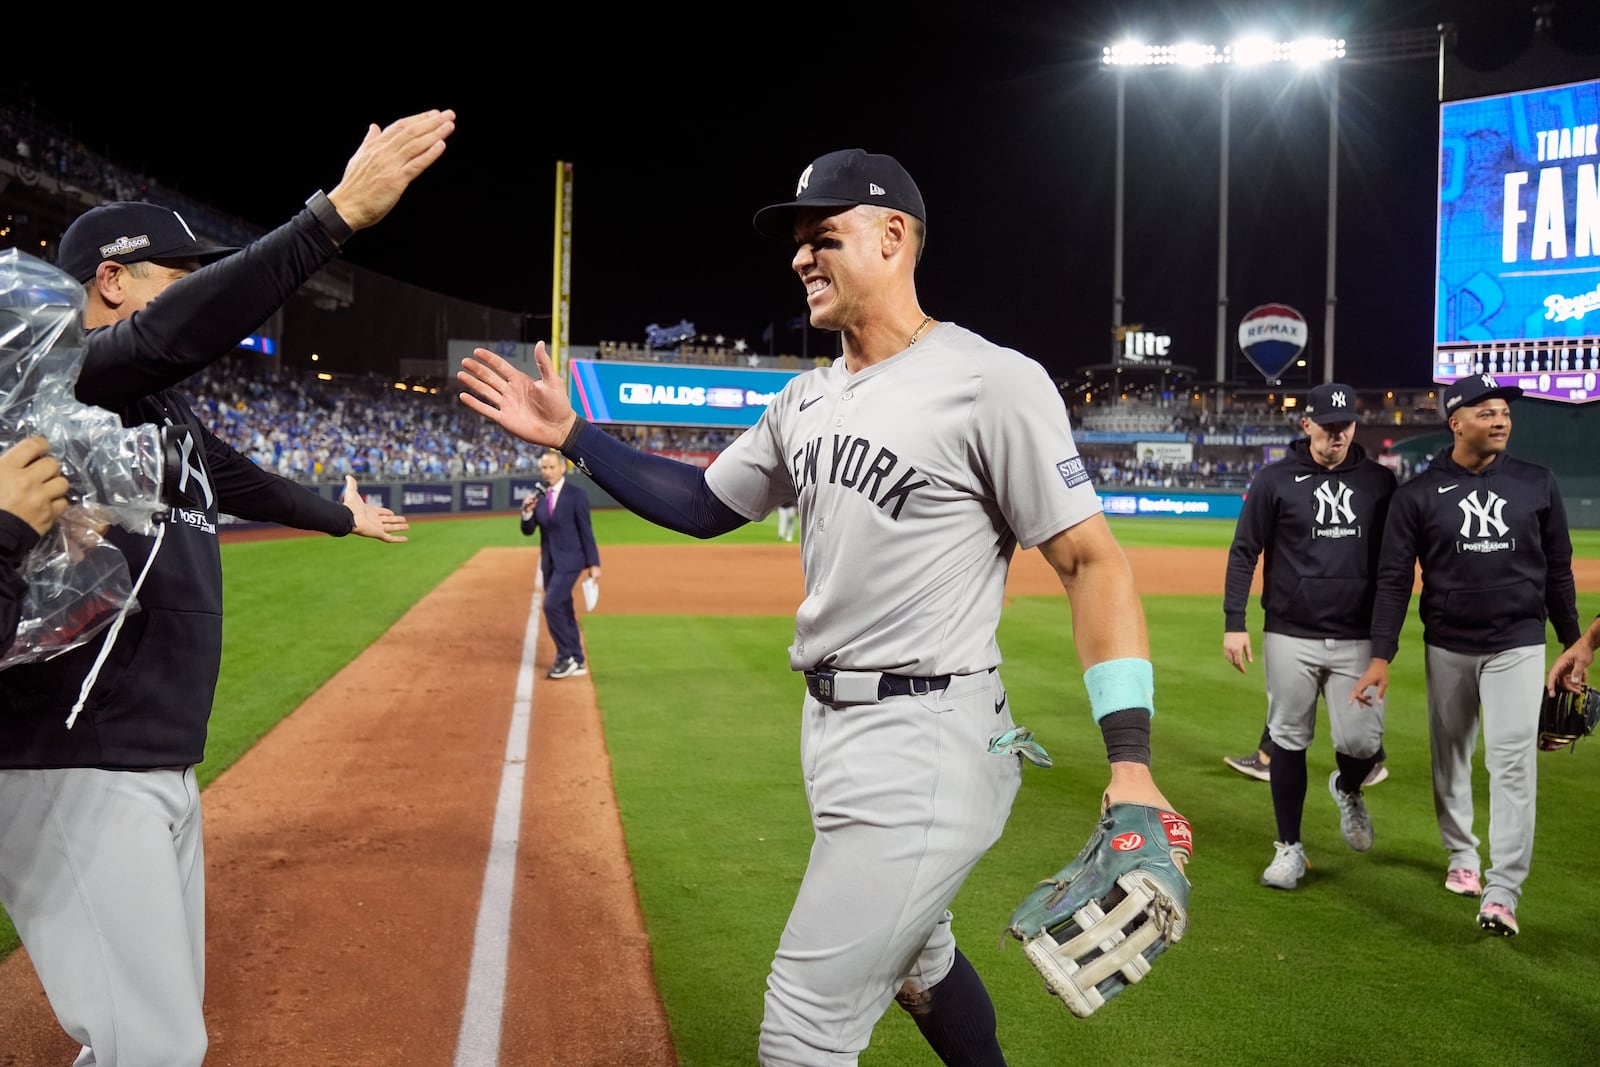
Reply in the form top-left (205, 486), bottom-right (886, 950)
top-left (0, 247), bottom-right (170, 668)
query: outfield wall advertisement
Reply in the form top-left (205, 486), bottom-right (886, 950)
top-left (566, 359), bottom-right (801, 429)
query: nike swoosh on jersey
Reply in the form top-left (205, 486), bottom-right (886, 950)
top-left (799, 396), bottom-right (823, 411)
top-left (995, 692), bottom-right (1007, 714)
top-left (1295, 474), bottom-right (1312, 482)
top-left (1438, 484), bottom-right (1458, 493)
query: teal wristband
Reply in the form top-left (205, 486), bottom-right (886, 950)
top-left (1083, 658), bottom-right (1155, 723)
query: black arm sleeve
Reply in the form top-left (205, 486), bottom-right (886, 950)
top-left (1099, 707), bottom-right (1152, 766)
top-left (75, 209), bottom-right (341, 409)
top-left (560, 419), bottom-right (746, 538)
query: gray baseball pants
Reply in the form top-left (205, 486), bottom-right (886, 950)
top-left (0, 766), bottom-right (207, 1066)
top-left (759, 669), bottom-right (1020, 1066)
top-left (1261, 633), bottom-right (1385, 757)
top-left (1423, 643), bottom-right (1544, 909)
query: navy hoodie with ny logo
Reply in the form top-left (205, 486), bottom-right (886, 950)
top-left (1368, 446), bottom-right (1580, 661)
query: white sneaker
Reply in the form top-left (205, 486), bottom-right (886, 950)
top-left (1261, 841), bottom-right (1308, 890)
top-left (1329, 770), bottom-right (1374, 852)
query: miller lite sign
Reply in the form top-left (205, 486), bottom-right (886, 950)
top-left (1238, 304), bottom-right (1308, 381)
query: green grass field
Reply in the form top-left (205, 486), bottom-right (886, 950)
top-left (5, 513), bottom-right (1599, 1065)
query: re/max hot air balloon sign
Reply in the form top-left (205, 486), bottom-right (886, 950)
top-left (1237, 304), bottom-right (1308, 381)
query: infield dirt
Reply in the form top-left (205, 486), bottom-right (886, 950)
top-left (2, 541), bottom-right (1594, 1064)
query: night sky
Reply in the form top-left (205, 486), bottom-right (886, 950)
top-left (3, 1), bottom-right (1596, 388)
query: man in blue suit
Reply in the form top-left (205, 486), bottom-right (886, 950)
top-left (520, 450), bottom-right (601, 678)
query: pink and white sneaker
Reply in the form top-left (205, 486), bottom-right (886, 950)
top-left (1477, 901), bottom-right (1519, 936)
top-left (1444, 868), bottom-right (1482, 897)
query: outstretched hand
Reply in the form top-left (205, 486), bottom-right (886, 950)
top-left (458, 341), bottom-right (577, 448)
top-left (341, 476), bottom-right (410, 543)
top-left (326, 108), bottom-right (457, 232)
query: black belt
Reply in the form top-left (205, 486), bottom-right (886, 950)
top-left (803, 669), bottom-right (952, 705)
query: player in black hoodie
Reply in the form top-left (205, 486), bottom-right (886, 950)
top-left (0, 108), bottom-right (454, 1066)
top-left (1353, 372), bottom-right (1579, 937)
top-left (1223, 383), bottom-right (1397, 890)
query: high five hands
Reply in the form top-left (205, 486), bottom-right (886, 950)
top-left (457, 341), bottom-right (576, 449)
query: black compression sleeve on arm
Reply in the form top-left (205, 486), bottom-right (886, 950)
top-left (1099, 708), bottom-right (1152, 766)
top-left (559, 418), bottom-right (748, 539)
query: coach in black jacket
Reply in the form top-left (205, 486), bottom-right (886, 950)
top-left (521, 449), bottom-right (601, 678)
top-left (1353, 372), bottom-right (1579, 937)
top-left (1223, 382), bottom-right (1398, 890)
top-left (0, 109), bottom-right (454, 1066)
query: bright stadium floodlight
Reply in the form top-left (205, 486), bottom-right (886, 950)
top-left (1104, 33), bottom-right (1349, 410)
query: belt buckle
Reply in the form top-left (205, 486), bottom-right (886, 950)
top-left (908, 676), bottom-right (933, 696)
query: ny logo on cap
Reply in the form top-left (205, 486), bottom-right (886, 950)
top-left (1328, 389), bottom-right (1348, 408)
top-left (796, 164), bottom-right (814, 196)
top-left (1478, 372), bottom-right (1496, 388)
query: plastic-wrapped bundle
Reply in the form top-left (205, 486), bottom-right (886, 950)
top-left (0, 247), bottom-right (168, 668)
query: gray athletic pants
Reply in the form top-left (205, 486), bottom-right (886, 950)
top-left (1424, 644), bottom-right (1544, 910)
top-left (1262, 633), bottom-right (1385, 757)
top-left (0, 766), bottom-right (207, 1067)
top-left (759, 669), bottom-right (1020, 1066)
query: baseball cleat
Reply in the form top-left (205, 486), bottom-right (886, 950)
top-left (1224, 750), bottom-right (1271, 782)
top-left (1477, 901), bottom-right (1519, 936)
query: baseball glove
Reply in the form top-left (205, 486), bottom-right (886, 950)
top-left (1538, 685), bottom-right (1600, 752)
top-left (1004, 803), bottom-right (1192, 1019)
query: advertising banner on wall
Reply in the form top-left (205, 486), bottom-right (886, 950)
top-left (1135, 441), bottom-right (1195, 466)
top-left (566, 359), bottom-right (802, 429)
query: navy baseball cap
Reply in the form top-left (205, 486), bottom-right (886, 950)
top-left (1442, 372), bottom-right (1523, 414)
top-left (58, 202), bottom-right (239, 283)
top-left (753, 149), bottom-right (926, 241)
top-left (1302, 382), bottom-right (1358, 425)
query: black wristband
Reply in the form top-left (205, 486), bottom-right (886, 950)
top-left (558, 416), bottom-right (588, 454)
top-left (1099, 707), bottom-right (1152, 766)
top-left (305, 189), bottom-right (354, 247)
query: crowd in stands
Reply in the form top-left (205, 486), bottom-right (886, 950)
top-left (187, 361), bottom-right (741, 483)
top-left (2, 103), bottom-right (263, 248)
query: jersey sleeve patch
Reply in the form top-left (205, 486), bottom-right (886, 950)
top-left (1056, 456), bottom-right (1091, 489)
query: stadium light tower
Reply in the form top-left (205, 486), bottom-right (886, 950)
top-left (1103, 35), bottom-right (1346, 403)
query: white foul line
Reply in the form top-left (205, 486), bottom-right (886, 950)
top-left (453, 572), bottom-right (544, 1067)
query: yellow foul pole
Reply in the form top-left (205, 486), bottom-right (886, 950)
top-left (551, 161), bottom-right (573, 380)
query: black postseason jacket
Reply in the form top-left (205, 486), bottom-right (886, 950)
top-left (1223, 438), bottom-right (1398, 640)
top-left (0, 510), bottom-right (40, 661)
top-left (0, 209), bottom-right (357, 770)
top-left (1368, 446), bottom-right (1580, 662)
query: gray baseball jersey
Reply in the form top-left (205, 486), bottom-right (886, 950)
top-left (704, 321), bottom-right (1100, 676)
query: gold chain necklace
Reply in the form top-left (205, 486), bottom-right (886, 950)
top-left (908, 315), bottom-right (933, 346)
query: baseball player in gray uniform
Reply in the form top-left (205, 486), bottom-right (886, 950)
top-left (459, 148), bottom-right (1182, 1066)
top-left (1222, 383), bottom-right (1397, 890)
top-left (1353, 373), bottom-right (1579, 936)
